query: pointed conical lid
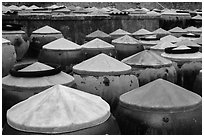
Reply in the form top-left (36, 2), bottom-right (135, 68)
top-left (2, 38), bottom-right (11, 44)
top-left (176, 39), bottom-right (201, 47)
top-left (86, 30), bottom-right (111, 38)
top-left (8, 5), bottom-right (20, 10)
top-left (192, 15), bottom-right (202, 20)
top-left (151, 41), bottom-right (177, 50)
top-left (172, 45), bottom-right (191, 50)
top-left (32, 25), bottom-right (61, 34)
top-left (43, 38), bottom-right (81, 50)
top-left (112, 35), bottom-right (141, 44)
top-left (2, 62), bottom-right (74, 88)
top-left (160, 35), bottom-right (180, 43)
top-left (169, 26), bottom-right (187, 33)
top-left (7, 85), bottom-right (110, 133)
top-left (109, 29), bottom-right (131, 36)
top-left (122, 50), bottom-right (172, 67)
top-left (28, 5), bottom-right (39, 9)
top-left (73, 53), bottom-right (131, 75)
top-left (153, 28), bottom-right (170, 34)
top-left (120, 79), bottom-right (201, 111)
top-left (185, 26), bottom-right (201, 32)
top-left (193, 37), bottom-right (202, 45)
top-left (132, 28), bottom-right (153, 35)
top-left (19, 5), bottom-right (28, 10)
top-left (81, 38), bottom-right (114, 49)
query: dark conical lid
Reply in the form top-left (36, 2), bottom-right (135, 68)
top-left (120, 79), bottom-right (202, 112)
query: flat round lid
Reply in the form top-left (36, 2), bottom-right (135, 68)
top-left (160, 35), bottom-right (180, 43)
top-left (132, 28), bottom-right (153, 36)
top-left (43, 38), bottom-right (81, 50)
top-left (151, 41), bottom-right (177, 50)
top-left (153, 28), bottom-right (170, 34)
top-left (120, 79), bottom-right (201, 111)
top-left (2, 38), bottom-right (11, 44)
top-left (109, 29), bottom-right (131, 36)
top-left (2, 62), bottom-right (74, 88)
top-left (112, 35), bottom-right (141, 44)
top-left (7, 85), bottom-right (110, 133)
top-left (122, 50), bottom-right (172, 67)
top-left (73, 53), bottom-right (132, 76)
top-left (82, 38), bottom-right (114, 49)
top-left (86, 30), bottom-right (111, 38)
top-left (169, 27), bottom-right (187, 33)
top-left (176, 39), bottom-right (201, 47)
top-left (32, 25), bottom-right (61, 34)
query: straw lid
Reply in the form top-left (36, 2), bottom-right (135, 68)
top-left (122, 50), bottom-right (172, 67)
top-left (81, 38), bottom-right (114, 49)
top-left (169, 26), bottom-right (187, 33)
top-left (150, 41), bottom-right (177, 50)
top-left (120, 79), bottom-right (201, 111)
top-left (160, 35), bottom-right (180, 43)
top-left (184, 26), bottom-right (202, 32)
top-left (109, 29), bottom-right (131, 36)
top-left (2, 38), bottom-right (11, 44)
top-left (176, 39), bottom-right (201, 47)
top-left (153, 28), bottom-right (170, 34)
top-left (132, 28), bottom-right (153, 36)
top-left (192, 15), bottom-right (202, 20)
top-left (73, 53), bottom-right (132, 75)
top-left (2, 62), bottom-right (74, 88)
top-left (32, 25), bottom-right (61, 34)
top-left (112, 35), bottom-right (141, 44)
top-left (43, 38), bottom-right (81, 50)
top-left (7, 85), bottom-right (110, 133)
top-left (86, 30), bottom-right (111, 38)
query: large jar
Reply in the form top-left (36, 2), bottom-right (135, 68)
top-left (193, 70), bottom-right (202, 96)
top-left (73, 53), bottom-right (139, 111)
top-left (2, 24), bottom-right (29, 61)
top-left (122, 50), bottom-right (177, 86)
top-left (2, 62), bottom-right (75, 127)
top-left (29, 25), bottom-right (63, 57)
top-left (191, 15), bottom-right (202, 28)
top-left (3, 85), bottom-right (120, 135)
top-left (112, 35), bottom-right (144, 60)
top-left (140, 35), bottom-right (160, 49)
top-left (131, 28), bottom-right (153, 40)
top-left (85, 29), bottom-right (112, 43)
top-left (161, 46), bottom-right (202, 91)
top-left (2, 38), bottom-right (16, 77)
top-left (115, 79), bottom-right (202, 135)
top-left (38, 38), bottom-right (83, 73)
top-left (168, 26), bottom-right (187, 38)
top-left (81, 38), bottom-right (116, 59)
top-left (192, 36), bottom-right (202, 52)
top-left (109, 28), bottom-right (131, 40)
top-left (153, 28), bottom-right (170, 39)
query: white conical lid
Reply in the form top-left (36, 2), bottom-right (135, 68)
top-left (184, 26), bottom-right (201, 32)
top-left (146, 11), bottom-right (161, 16)
top-left (19, 5), bottom-right (28, 10)
top-left (2, 38), bottom-right (11, 44)
top-left (151, 41), bottom-right (177, 50)
top-left (120, 79), bottom-right (201, 111)
top-left (73, 53), bottom-right (132, 75)
top-left (8, 5), bottom-right (20, 10)
top-left (32, 25), bottom-right (61, 34)
top-left (132, 28), bottom-right (153, 35)
top-left (7, 85), bottom-right (110, 133)
top-left (172, 45), bottom-right (191, 50)
top-left (176, 39), bottom-right (201, 47)
top-left (122, 50), bottom-right (172, 67)
top-left (160, 35), bottom-right (180, 43)
top-left (43, 38), bottom-right (81, 50)
top-left (86, 30), bottom-right (110, 38)
top-left (169, 26), bottom-right (187, 33)
top-left (192, 15), bottom-right (202, 20)
top-left (112, 35), bottom-right (141, 44)
top-left (153, 28), bottom-right (170, 34)
top-left (28, 5), bottom-right (39, 9)
top-left (2, 62), bottom-right (74, 88)
top-left (109, 29), bottom-right (131, 36)
top-left (81, 38), bottom-right (114, 49)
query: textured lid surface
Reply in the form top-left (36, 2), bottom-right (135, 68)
top-left (169, 27), bottom-right (187, 33)
top-left (160, 35), bottom-right (180, 43)
top-left (7, 85), bottom-right (110, 133)
top-left (153, 28), bottom-right (170, 34)
top-left (109, 29), bottom-right (131, 36)
top-left (73, 53), bottom-right (131, 75)
top-left (82, 38), bottom-right (114, 49)
top-left (120, 79), bottom-right (201, 111)
top-left (176, 39), bottom-right (201, 47)
top-left (151, 41), bottom-right (177, 50)
top-left (122, 50), bottom-right (172, 67)
top-left (112, 35), bottom-right (141, 44)
top-left (2, 38), bottom-right (11, 44)
top-left (86, 30), bottom-right (111, 38)
top-left (2, 62), bottom-right (74, 88)
top-left (43, 38), bottom-right (81, 50)
top-left (132, 28), bottom-right (153, 35)
top-left (32, 25), bottom-right (61, 34)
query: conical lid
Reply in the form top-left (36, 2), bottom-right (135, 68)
top-left (172, 45), bottom-right (191, 50)
top-left (112, 35), bottom-right (141, 44)
top-left (169, 26), bottom-right (187, 33)
top-left (109, 29), bottom-right (131, 36)
top-left (192, 15), bottom-right (202, 20)
top-left (153, 28), bottom-right (170, 34)
top-left (81, 38), bottom-right (114, 49)
top-left (146, 11), bottom-right (161, 16)
top-left (43, 38), bottom-right (81, 50)
top-left (2, 38), bottom-right (11, 44)
top-left (120, 79), bottom-right (201, 111)
top-left (132, 28), bottom-right (153, 36)
top-left (8, 5), bottom-right (20, 10)
top-left (150, 41), bottom-right (177, 50)
top-left (86, 30), bottom-right (111, 38)
top-left (184, 26), bottom-right (201, 32)
top-left (73, 53), bottom-right (132, 75)
top-left (2, 62), bottom-right (74, 88)
top-left (7, 85), bottom-right (110, 133)
top-left (193, 37), bottom-right (202, 45)
top-left (176, 39), bottom-right (201, 47)
top-left (28, 5), bottom-right (39, 9)
top-left (32, 25), bottom-right (61, 34)
top-left (160, 35), bottom-right (180, 43)
top-left (19, 5), bottom-right (28, 10)
top-left (122, 50), bottom-right (172, 67)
